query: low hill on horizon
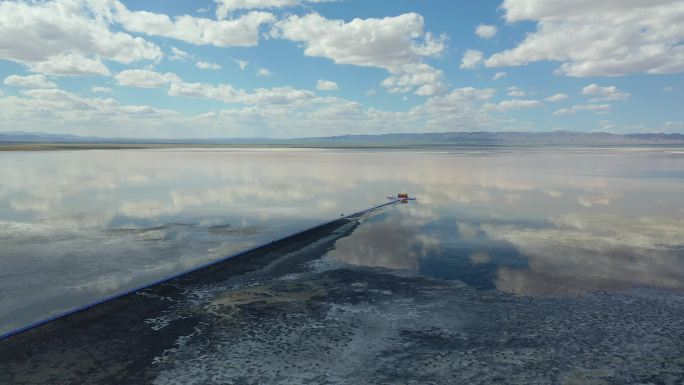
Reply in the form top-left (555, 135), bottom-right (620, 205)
top-left (1, 130), bottom-right (683, 147)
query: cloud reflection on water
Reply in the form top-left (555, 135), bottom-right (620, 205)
top-left (484, 215), bottom-right (684, 296)
top-left (327, 207), bottom-right (684, 297)
top-left (326, 206), bottom-right (439, 271)
top-left (0, 147), bottom-right (683, 333)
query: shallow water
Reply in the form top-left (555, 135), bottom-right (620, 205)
top-left (1, 147), bottom-right (683, 335)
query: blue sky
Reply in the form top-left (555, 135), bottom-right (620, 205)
top-left (0, 0), bottom-right (682, 138)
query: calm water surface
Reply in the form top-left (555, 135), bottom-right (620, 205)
top-left (1, 147), bottom-right (683, 334)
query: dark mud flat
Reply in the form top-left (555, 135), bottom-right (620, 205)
top-left (2, 212), bottom-right (684, 385)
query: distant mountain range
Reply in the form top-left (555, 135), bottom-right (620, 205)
top-left (1, 131), bottom-right (683, 146)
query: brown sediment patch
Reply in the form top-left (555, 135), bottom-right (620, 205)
top-left (204, 280), bottom-right (329, 317)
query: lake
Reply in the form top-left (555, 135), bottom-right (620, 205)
top-left (1, 147), bottom-right (684, 379)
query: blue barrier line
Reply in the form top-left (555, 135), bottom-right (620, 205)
top-left (0, 199), bottom-right (401, 342)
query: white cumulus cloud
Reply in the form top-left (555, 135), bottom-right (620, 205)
top-left (215, 0), bottom-right (337, 19)
top-left (382, 63), bottom-right (446, 96)
top-left (257, 68), bottom-right (272, 77)
top-left (114, 69), bottom-right (314, 107)
top-left (490, 99), bottom-right (541, 111)
top-left (0, 0), bottom-right (161, 76)
top-left (475, 24), bottom-right (497, 39)
top-left (409, 87), bottom-right (497, 130)
top-left (507, 86), bottom-right (525, 97)
top-left (460, 49), bottom-right (484, 69)
top-left (170, 47), bottom-right (190, 61)
top-left (30, 52), bottom-right (111, 76)
top-left (0, 79), bottom-right (542, 137)
top-left (234, 59), bottom-right (249, 70)
top-left (0, 87), bottom-right (180, 137)
top-left (168, 82), bottom-right (315, 106)
top-left (486, 0), bottom-right (684, 77)
top-left (115, 69), bottom-right (181, 88)
top-left (196, 61), bottom-right (222, 70)
top-left (545, 93), bottom-right (568, 102)
top-left (316, 80), bottom-right (339, 91)
top-left (111, 6), bottom-right (276, 48)
top-left (272, 12), bottom-right (446, 95)
top-left (553, 103), bottom-right (611, 116)
top-left (4, 74), bottom-right (57, 89)
top-left (216, 0), bottom-right (298, 17)
top-left (81, 0), bottom-right (274, 48)
top-left (581, 84), bottom-right (630, 102)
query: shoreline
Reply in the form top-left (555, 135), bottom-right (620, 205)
top-left (2, 142), bottom-right (684, 152)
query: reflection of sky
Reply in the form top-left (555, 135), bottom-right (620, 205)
top-left (320, 148), bottom-right (684, 297)
top-left (1, 148), bottom-right (683, 333)
top-left (325, 206), bottom-right (440, 271)
top-left (328, 204), bottom-right (684, 297)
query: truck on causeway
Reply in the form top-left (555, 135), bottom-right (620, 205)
top-left (387, 193), bottom-right (416, 202)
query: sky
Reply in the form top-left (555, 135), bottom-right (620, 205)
top-left (0, 0), bottom-right (683, 138)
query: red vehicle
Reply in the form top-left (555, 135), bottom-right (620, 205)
top-left (387, 193), bottom-right (416, 201)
